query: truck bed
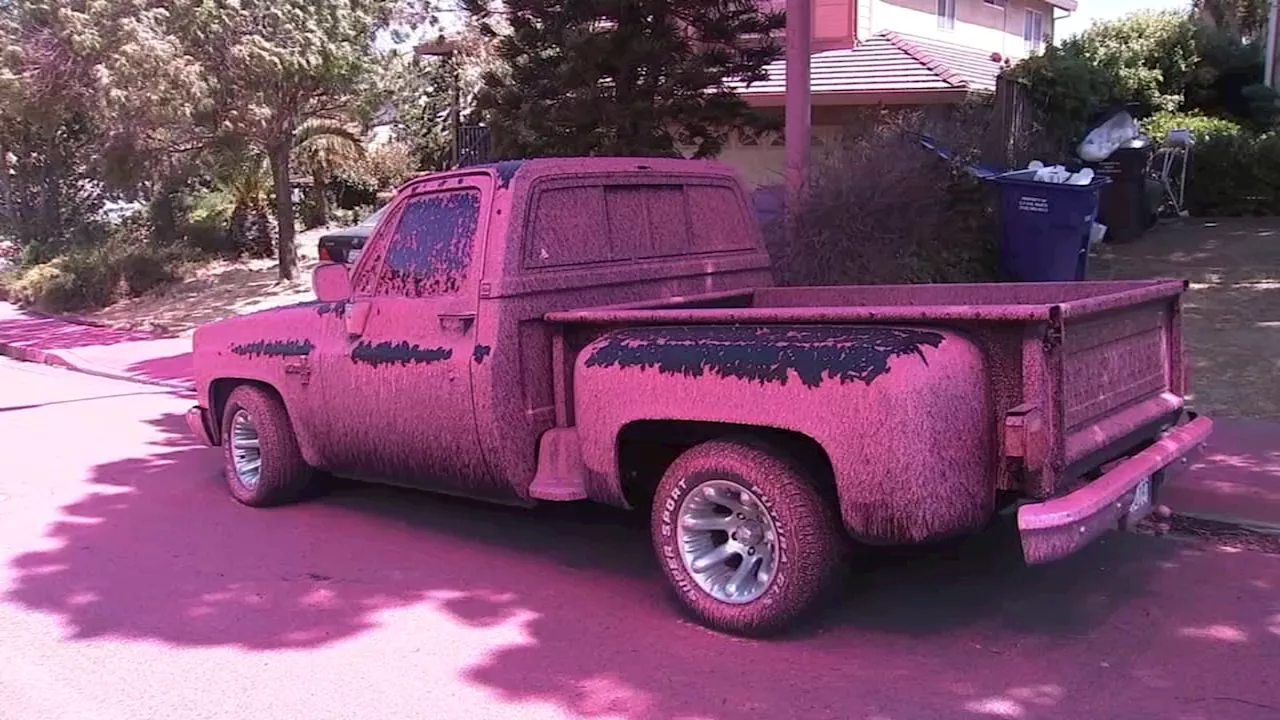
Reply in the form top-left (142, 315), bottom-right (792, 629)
top-left (546, 279), bottom-right (1189, 499)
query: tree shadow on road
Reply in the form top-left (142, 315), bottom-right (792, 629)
top-left (7, 410), bottom-right (1280, 719)
top-left (124, 352), bottom-right (194, 387)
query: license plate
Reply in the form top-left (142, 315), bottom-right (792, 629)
top-left (1129, 477), bottom-right (1152, 514)
top-left (347, 248), bottom-right (362, 264)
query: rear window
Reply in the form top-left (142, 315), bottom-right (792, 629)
top-left (525, 182), bottom-right (754, 269)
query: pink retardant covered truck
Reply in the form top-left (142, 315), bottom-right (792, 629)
top-left (185, 157), bottom-right (1213, 636)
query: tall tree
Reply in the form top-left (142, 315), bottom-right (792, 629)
top-left (461, 0), bottom-right (784, 159)
top-left (177, 0), bottom-right (394, 281)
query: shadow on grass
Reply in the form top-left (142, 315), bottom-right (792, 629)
top-left (1090, 218), bottom-right (1280, 420)
top-left (6, 408), bottom-right (1280, 719)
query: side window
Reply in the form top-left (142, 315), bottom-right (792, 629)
top-left (377, 189), bottom-right (482, 297)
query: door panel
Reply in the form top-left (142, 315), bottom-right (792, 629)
top-left (311, 176), bottom-right (507, 501)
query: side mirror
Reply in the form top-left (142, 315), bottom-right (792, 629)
top-left (313, 262), bottom-right (352, 303)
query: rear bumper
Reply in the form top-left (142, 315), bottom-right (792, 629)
top-left (186, 405), bottom-right (217, 447)
top-left (1017, 413), bottom-right (1213, 564)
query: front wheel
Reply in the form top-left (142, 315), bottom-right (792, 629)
top-left (651, 437), bottom-right (843, 636)
top-left (220, 384), bottom-right (314, 507)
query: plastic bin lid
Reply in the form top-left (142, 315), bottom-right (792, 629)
top-left (988, 168), bottom-right (1111, 189)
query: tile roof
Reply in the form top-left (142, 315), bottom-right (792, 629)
top-left (729, 31), bottom-right (1009, 99)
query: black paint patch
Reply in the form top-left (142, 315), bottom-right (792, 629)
top-left (583, 326), bottom-right (945, 389)
top-left (381, 190), bottom-right (480, 297)
top-left (315, 300), bottom-right (348, 317)
top-left (351, 340), bottom-right (453, 368)
top-left (472, 344), bottom-right (492, 364)
top-left (231, 339), bottom-right (315, 358)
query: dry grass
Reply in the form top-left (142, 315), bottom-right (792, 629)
top-left (79, 228), bottom-right (330, 336)
top-left (1089, 218), bottom-right (1280, 420)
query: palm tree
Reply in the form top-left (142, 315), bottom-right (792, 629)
top-left (218, 155), bottom-right (276, 259)
top-left (292, 119), bottom-right (365, 228)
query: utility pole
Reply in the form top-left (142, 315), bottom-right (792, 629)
top-left (1266, 0), bottom-right (1279, 89)
top-left (784, 0), bottom-right (812, 250)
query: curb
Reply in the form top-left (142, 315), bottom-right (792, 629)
top-left (0, 341), bottom-right (195, 395)
top-left (1171, 510), bottom-right (1280, 537)
top-left (11, 305), bottom-right (182, 338)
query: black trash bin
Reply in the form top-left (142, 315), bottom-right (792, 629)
top-left (1086, 141), bottom-right (1153, 244)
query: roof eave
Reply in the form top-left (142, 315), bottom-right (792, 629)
top-left (742, 88), bottom-right (976, 107)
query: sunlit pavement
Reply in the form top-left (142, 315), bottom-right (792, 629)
top-left (0, 357), bottom-right (1277, 720)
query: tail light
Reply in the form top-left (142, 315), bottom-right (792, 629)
top-left (318, 246), bottom-right (333, 262)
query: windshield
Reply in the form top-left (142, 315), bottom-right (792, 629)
top-left (359, 205), bottom-right (388, 227)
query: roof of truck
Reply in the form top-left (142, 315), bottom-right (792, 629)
top-left (404, 156), bottom-right (746, 193)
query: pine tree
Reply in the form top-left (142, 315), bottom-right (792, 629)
top-left (462, 0), bottom-right (785, 159)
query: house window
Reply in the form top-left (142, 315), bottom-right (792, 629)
top-left (937, 0), bottom-right (956, 30)
top-left (983, 0), bottom-right (1007, 7)
top-left (1024, 9), bottom-right (1045, 53)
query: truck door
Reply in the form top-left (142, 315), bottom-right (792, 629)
top-left (313, 174), bottom-right (506, 501)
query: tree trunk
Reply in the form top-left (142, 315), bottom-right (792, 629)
top-left (269, 142), bottom-right (297, 281)
top-left (309, 166), bottom-right (330, 228)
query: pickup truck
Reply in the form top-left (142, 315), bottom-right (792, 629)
top-left (185, 156), bottom-right (1213, 636)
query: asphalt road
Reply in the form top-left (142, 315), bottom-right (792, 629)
top-left (0, 357), bottom-right (1277, 720)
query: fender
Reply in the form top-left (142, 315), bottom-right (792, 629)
top-left (191, 308), bottom-right (326, 468)
top-left (573, 324), bottom-right (996, 544)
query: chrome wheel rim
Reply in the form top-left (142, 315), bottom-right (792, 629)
top-left (676, 479), bottom-right (778, 604)
top-left (230, 409), bottom-right (262, 489)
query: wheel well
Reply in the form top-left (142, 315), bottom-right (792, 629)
top-left (209, 378), bottom-right (283, 441)
top-left (617, 421), bottom-right (837, 511)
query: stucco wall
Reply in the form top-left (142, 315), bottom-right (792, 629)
top-left (867, 0), bottom-right (1055, 58)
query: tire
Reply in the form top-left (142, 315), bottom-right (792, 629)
top-left (220, 383), bottom-right (314, 507)
top-left (651, 436), bottom-right (843, 636)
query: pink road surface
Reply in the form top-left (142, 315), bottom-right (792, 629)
top-left (0, 357), bottom-right (1278, 720)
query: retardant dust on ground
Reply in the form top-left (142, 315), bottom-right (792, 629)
top-left (81, 227), bottom-right (330, 336)
top-left (1090, 218), bottom-right (1280, 421)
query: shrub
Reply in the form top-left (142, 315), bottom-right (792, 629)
top-left (1180, 131), bottom-right (1280, 216)
top-left (8, 218), bottom-right (184, 312)
top-left (769, 109), bottom-right (1000, 286)
top-left (1141, 110), bottom-right (1245, 143)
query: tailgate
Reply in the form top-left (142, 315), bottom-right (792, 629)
top-left (1063, 301), bottom-right (1175, 431)
top-left (1057, 284), bottom-right (1186, 470)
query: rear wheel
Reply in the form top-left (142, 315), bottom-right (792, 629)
top-left (651, 437), bottom-right (843, 636)
top-left (220, 384), bottom-right (313, 507)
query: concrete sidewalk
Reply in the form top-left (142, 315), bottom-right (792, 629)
top-left (1, 300), bottom-right (1277, 530)
top-left (0, 302), bottom-right (194, 392)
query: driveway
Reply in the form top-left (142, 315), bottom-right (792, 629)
top-left (0, 358), bottom-right (1277, 720)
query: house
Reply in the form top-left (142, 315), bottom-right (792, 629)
top-left (710, 0), bottom-right (1078, 188)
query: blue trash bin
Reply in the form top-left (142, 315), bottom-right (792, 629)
top-left (990, 169), bottom-right (1110, 282)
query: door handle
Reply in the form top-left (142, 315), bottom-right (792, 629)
top-left (438, 312), bottom-right (477, 333)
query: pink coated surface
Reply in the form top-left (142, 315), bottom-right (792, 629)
top-left (3, 359), bottom-right (1279, 720)
top-left (1162, 416), bottom-right (1280, 529)
top-left (188, 157), bottom-right (1203, 561)
top-left (572, 326), bottom-right (995, 544)
top-left (1017, 415), bottom-right (1214, 565)
top-left (0, 302), bottom-right (193, 390)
